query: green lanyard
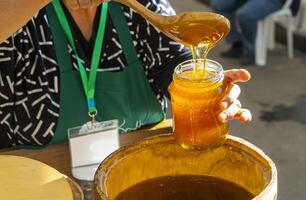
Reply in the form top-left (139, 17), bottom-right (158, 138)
top-left (52, 0), bottom-right (108, 120)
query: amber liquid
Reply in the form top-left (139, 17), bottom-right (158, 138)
top-left (166, 12), bottom-right (230, 149)
top-left (190, 42), bottom-right (210, 79)
top-left (118, 0), bottom-right (231, 149)
top-left (132, 8), bottom-right (230, 78)
top-left (114, 175), bottom-right (254, 200)
top-left (157, 12), bottom-right (230, 47)
top-left (156, 12), bottom-right (230, 78)
top-left (117, 0), bottom-right (229, 76)
top-left (169, 70), bottom-right (228, 150)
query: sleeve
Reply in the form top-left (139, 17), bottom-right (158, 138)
top-left (137, 0), bottom-right (192, 99)
top-left (0, 36), bottom-right (18, 148)
top-left (0, 17), bottom-right (59, 148)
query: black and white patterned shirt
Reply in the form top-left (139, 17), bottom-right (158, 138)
top-left (0, 0), bottom-right (191, 148)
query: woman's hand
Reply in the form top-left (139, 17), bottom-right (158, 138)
top-left (218, 69), bottom-right (252, 123)
top-left (62, 0), bottom-right (104, 9)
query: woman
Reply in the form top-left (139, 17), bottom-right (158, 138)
top-left (0, 0), bottom-right (251, 148)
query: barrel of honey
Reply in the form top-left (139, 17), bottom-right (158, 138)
top-left (94, 135), bottom-right (277, 200)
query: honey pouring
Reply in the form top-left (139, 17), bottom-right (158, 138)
top-left (105, 0), bottom-right (231, 150)
top-left (107, 0), bottom-right (230, 78)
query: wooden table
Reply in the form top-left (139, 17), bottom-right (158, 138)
top-left (0, 120), bottom-right (172, 178)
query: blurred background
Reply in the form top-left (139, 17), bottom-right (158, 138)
top-left (168, 0), bottom-right (306, 199)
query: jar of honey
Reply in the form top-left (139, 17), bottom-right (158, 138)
top-left (168, 59), bottom-right (228, 150)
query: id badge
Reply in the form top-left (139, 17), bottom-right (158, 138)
top-left (68, 119), bottom-right (119, 181)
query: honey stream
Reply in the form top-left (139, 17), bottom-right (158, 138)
top-left (111, 0), bottom-right (230, 79)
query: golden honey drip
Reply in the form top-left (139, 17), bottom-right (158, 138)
top-left (114, 0), bottom-right (230, 78)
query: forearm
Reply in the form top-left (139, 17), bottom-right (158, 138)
top-left (0, 0), bottom-right (51, 43)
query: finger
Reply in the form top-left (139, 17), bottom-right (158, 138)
top-left (224, 69), bottom-right (251, 84)
top-left (221, 84), bottom-right (241, 109)
top-left (218, 100), bottom-right (242, 123)
top-left (234, 109), bottom-right (252, 123)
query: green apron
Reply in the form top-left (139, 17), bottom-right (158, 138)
top-left (45, 2), bottom-right (164, 145)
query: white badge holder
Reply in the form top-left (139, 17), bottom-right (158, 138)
top-left (68, 119), bottom-right (119, 181)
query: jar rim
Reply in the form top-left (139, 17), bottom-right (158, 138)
top-left (173, 59), bottom-right (224, 87)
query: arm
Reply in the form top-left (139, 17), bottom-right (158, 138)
top-left (0, 0), bottom-right (51, 43)
top-left (0, 37), bottom-right (17, 148)
top-left (0, 17), bottom-right (58, 148)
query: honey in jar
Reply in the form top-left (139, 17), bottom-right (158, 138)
top-left (114, 0), bottom-right (231, 149)
top-left (168, 59), bottom-right (228, 150)
top-left (159, 10), bottom-right (230, 150)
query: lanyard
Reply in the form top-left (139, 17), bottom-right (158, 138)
top-left (52, 0), bottom-right (108, 121)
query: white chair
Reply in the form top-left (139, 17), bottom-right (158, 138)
top-left (256, 0), bottom-right (297, 66)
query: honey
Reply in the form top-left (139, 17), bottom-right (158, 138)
top-left (156, 12), bottom-right (230, 79)
top-left (169, 59), bottom-right (228, 150)
top-left (94, 135), bottom-right (277, 200)
top-left (114, 175), bottom-right (254, 200)
top-left (191, 42), bottom-right (212, 79)
top-left (115, 0), bottom-right (231, 149)
top-left (165, 11), bottom-right (230, 150)
top-left (158, 12), bottom-right (230, 47)
top-left (115, 0), bottom-right (230, 76)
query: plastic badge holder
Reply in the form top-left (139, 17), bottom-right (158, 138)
top-left (68, 119), bottom-right (119, 181)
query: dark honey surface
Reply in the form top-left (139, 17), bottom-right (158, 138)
top-left (114, 175), bottom-right (254, 200)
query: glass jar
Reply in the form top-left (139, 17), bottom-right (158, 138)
top-left (168, 59), bottom-right (228, 150)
